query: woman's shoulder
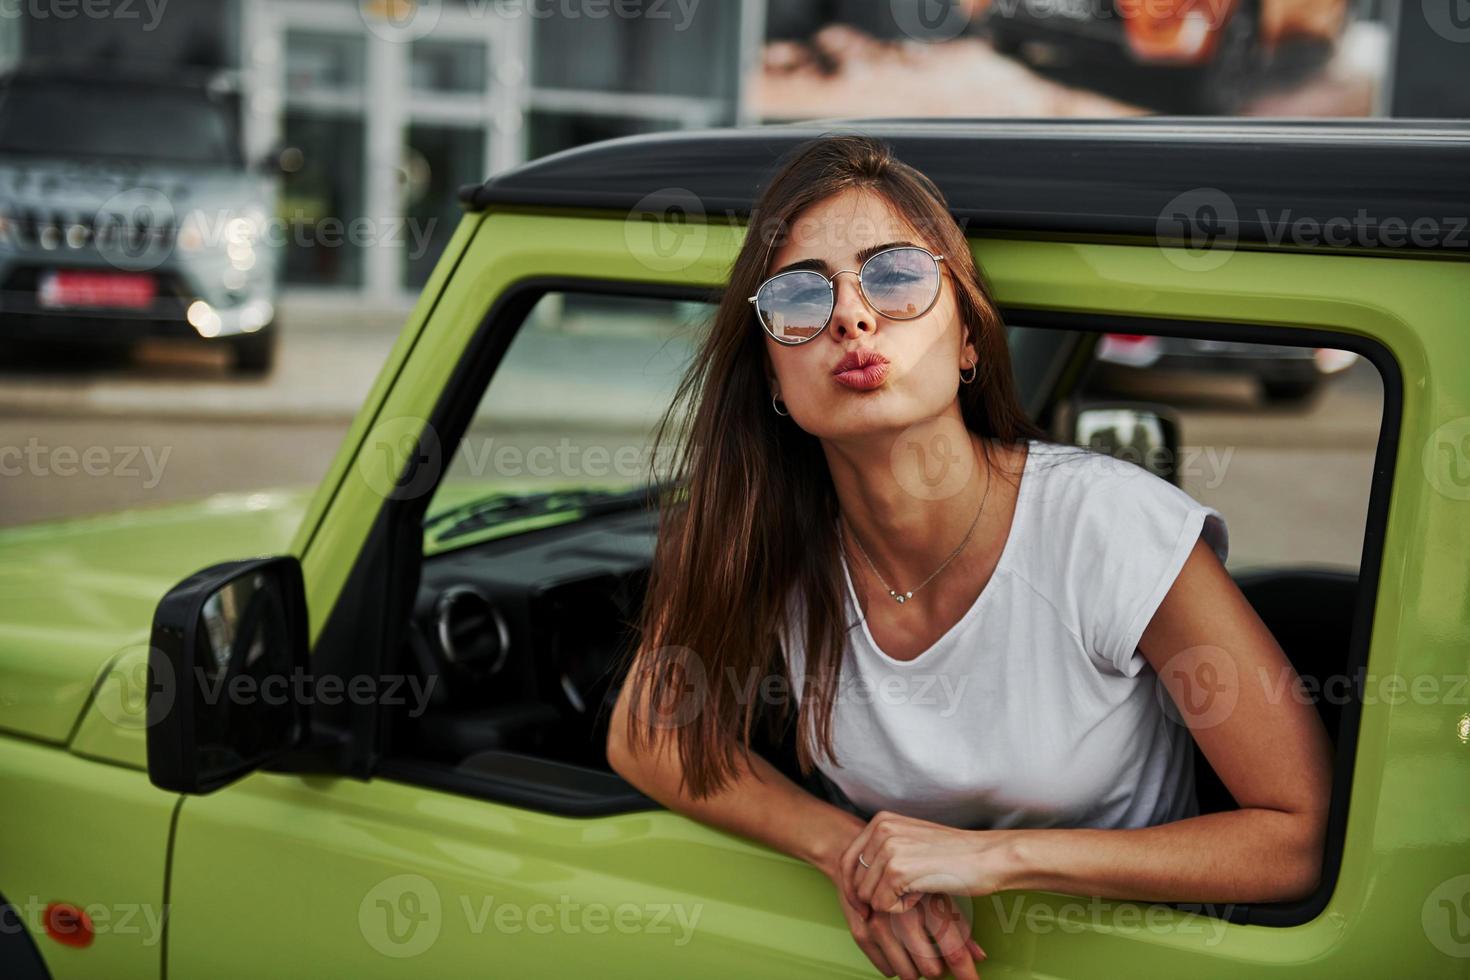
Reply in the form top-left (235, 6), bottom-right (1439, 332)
top-left (1014, 438), bottom-right (1229, 576)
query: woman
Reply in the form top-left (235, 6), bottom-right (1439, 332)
top-left (607, 134), bottom-right (1332, 980)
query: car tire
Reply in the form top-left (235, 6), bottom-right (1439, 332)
top-left (1261, 376), bottom-right (1321, 405)
top-left (229, 322), bottom-right (278, 377)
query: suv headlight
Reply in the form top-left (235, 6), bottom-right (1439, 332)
top-left (179, 206), bottom-right (270, 259)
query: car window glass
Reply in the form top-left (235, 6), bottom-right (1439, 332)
top-left (421, 291), bottom-right (711, 554)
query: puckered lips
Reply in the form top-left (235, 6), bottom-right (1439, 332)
top-left (831, 348), bottom-right (890, 391)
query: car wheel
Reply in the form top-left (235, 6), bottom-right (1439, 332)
top-left (1261, 376), bottom-right (1321, 405)
top-left (229, 322), bottom-right (278, 377)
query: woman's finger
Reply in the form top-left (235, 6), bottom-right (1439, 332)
top-left (920, 895), bottom-right (983, 980)
top-left (855, 840), bottom-right (895, 907)
top-left (842, 821), bottom-right (881, 915)
top-left (867, 853), bottom-right (919, 916)
top-left (870, 912), bottom-right (925, 980)
top-left (885, 906), bottom-right (948, 979)
top-left (837, 893), bottom-right (895, 977)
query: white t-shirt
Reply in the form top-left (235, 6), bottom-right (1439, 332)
top-left (780, 438), bottom-right (1230, 830)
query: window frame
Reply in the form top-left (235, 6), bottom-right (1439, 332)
top-left (327, 273), bottom-right (1402, 934)
top-left (1003, 308), bottom-right (1403, 929)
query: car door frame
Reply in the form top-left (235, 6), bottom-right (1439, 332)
top-left (166, 207), bottom-right (1463, 978)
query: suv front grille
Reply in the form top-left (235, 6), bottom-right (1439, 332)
top-left (1, 207), bottom-right (177, 253)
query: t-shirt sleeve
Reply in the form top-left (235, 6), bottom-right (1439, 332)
top-left (1074, 465), bottom-right (1230, 678)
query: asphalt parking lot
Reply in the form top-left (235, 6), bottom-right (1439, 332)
top-left (0, 300), bottom-right (1384, 576)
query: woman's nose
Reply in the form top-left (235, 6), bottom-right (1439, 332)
top-left (827, 272), bottom-right (875, 340)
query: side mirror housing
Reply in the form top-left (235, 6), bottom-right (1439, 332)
top-left (147, 556), bottom-right (309, 794)
top-left (1070, 401), bottom-right (1184, 486)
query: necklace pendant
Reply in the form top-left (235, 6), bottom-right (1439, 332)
top-left (891, 590), bottom-right (912, 604)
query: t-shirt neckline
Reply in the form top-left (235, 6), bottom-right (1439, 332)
top-left (838, 437), bottom-right (1038, 668)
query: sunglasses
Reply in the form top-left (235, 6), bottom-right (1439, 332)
top-left (748, 245), bottom-right (946, 346)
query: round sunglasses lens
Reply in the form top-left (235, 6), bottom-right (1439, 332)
top-left (756, 272), bottom-right (832, 342)
top-left (863, 248), bottom-right (939, 319)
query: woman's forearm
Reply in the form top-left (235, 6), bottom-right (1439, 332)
top-left (607, 704), bottom-right (863, 877)
top-left (1003, 806), bottom-right (1326, 904)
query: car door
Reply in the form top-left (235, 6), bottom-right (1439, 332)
top-left (159, 199), bottom-right (1453, 978)
top-left (159, 211), bottom-right (890, 978)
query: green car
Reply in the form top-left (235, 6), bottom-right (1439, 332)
top-left (2, 118), bottom-right (1467, 978)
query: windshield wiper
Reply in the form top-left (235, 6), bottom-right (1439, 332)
top-left (424, 481), bottom-right (679, 543)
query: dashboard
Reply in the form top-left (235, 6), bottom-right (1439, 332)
top-left (393, 507), bottom-right (659, 772)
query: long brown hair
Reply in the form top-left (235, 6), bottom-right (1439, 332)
top-left (621, 133), bottom-right (1050, 799)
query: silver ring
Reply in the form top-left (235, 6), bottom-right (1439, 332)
top-left (858, 853), bottom-right (871, 869)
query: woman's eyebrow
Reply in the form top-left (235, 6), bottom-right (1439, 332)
top-left (769, 240), bottom-right (918, 278)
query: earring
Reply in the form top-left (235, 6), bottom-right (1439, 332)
top-left (960, 360), bottom-right (978, 384)
top-left (771, 392), bottom-right (790, 416)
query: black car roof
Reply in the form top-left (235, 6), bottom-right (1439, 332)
top-left (461, 117), bottom-right (1470, 252)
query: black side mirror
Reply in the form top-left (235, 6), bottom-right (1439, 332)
top-left (147, 556), bottom-right (309, 794)
top-left (1070, 401), bottom-right (1184, 486)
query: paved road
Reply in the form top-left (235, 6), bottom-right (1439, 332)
top-left (0, 290), bottom-right (1387, 581)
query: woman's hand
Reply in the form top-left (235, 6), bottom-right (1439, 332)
top-left (826, 862), bottom-right (986, 979)
top-left (840, 811), bottom-right (1024, 917)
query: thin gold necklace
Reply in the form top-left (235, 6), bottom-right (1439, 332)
top-left (840, 461), bottom-right (992, 605)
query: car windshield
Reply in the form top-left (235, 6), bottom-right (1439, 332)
top-left (0, 79), bottom-right (238, 166)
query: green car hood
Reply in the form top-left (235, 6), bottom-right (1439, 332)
top-left (0, 488), bottom-right (312, 746)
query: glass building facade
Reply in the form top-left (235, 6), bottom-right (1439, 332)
top-left (3, 0), bottom-right (761, 305)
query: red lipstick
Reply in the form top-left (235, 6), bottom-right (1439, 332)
top-left (831, 348), bottom-right (890, 391)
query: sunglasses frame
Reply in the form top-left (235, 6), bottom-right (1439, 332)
top-left (747, 245), bottom-right (947, 346)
